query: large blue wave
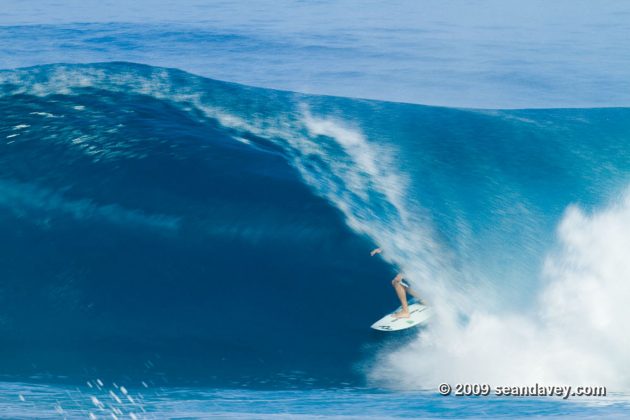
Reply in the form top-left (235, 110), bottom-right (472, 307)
top-left (1, 62), bottom-right (630, 388)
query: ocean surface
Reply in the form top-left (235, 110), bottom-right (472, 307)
top-left (2, 2), bottom-right (630, 418)
top-left (1, 62), bottom-right (630, 417)
top-left (2, 381), bottom-right (629, 419)
top-left (2, 0), bottom-right (630, 108)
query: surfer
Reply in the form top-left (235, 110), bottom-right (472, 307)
top-left (370, 248), bottom-right (424, 318)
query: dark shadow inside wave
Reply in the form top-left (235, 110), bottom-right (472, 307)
top-left (0, 89), bottom-right (397, 387)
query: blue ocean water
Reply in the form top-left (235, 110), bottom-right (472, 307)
top-left (2, 0), bottom-right (630, 108)
top-left (2, 2), bottom-right (630, 418)
top-left (2, 381), bottom-right (629, 419)
top-left (1, 62), bottom-right (630, 417)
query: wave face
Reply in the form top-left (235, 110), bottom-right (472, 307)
top-left (1, 63), bottom-right (630, 389)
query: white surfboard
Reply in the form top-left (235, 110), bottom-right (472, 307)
top-left (370, 301), bottom-right (432, 331)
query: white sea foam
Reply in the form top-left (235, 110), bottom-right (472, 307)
top-left (370, 190), bottom-right (630, 391)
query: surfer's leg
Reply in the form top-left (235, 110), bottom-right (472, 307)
top-left (406, 287), bottom-right (427, 305)
top-left (391, 274), bottom-right (410, 318)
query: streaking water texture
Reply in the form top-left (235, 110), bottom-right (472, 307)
top-left (2, 63), bottom-right (630, 416)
